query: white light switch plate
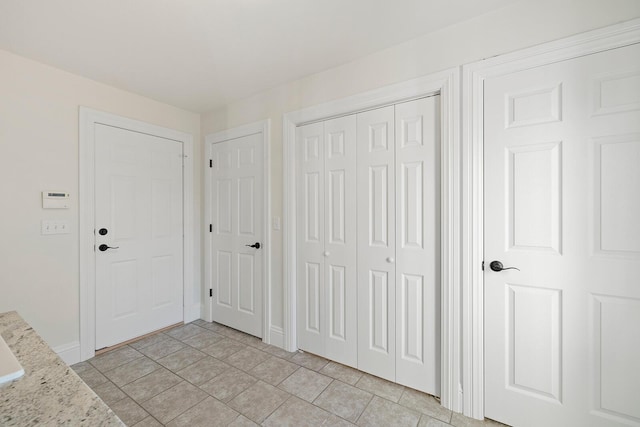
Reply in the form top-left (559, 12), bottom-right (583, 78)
top-left (41, 220), bottom-right (70, 235)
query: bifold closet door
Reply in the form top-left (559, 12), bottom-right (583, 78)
top-left (395, 96), bottom-right (441, 395)
top-left (356, 98), bottom-right (441, 395)
top-left (357, 105), bottom-right (397, 381)
top-left (324, 116), bottom-right (357, 365)
top-left (297, 116), bottom-right (357, 367)
top-left (297, 121), bottom-right (325, 357)
top-left (298, 97), bottom-right (441, 394)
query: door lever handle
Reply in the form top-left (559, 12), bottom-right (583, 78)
top-left (489, 260), bottom-right (520, 272)
top-left (98, 244), bottom-right (119, 252)
top-left (245, 242), bottom-right (261, 249)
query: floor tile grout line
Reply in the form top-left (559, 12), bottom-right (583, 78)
top-left (155, 381), bottom-right (210, 425)
top-left (258, 391), bottom-right (296, 425)
top-left (113, 362), bottom-right (188, 408)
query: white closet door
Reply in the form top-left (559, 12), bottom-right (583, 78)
top-left (324, 115), bottom-right (358, 366)
top-left (357, 105), bottom-right (396, 381)
top-left (297, 122), bottom-right (325, 356)
top-left (394, 96), bottom-right (441, 395)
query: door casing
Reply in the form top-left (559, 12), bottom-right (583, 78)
top-left (203, 120), bottom-right (271, 343)
top-left (461, 18), bottom-right (640, 420)
top-left (283, 69), bottom-right (461, 412)
top-left (79, 107), bottom-right (195, 362)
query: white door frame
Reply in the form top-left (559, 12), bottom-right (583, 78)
top-left (283, 68), bottom-right (461, 412)
top-left (79, 107), bottom-right (195, 362)
top-left (203, 120), bottom-right (271, 343)
top-left (461, 18), bottom-right (640, 420)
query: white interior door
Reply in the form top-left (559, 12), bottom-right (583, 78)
top-left (209, 133), bottom-right (263, 338)
top-left (297, 116), bottom-right (358, 367)
top-left (484, 42), bottom-right (640, 427)
top-left (394, 96), bottom-right (441, 395)
top-left (95, 124), bottom-right (183, 349)
top-left (357, 105), bottom-right (396, 381)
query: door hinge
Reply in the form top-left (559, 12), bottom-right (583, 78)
top-left (209, 159), bottom-right (213, 168)
top-left (209, 289), bottom-right (213, 297)
top-left (209, 224), bottom-right (213, 232)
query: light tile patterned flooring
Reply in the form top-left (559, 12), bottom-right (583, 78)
top-left (73, 320), bottom-right (506, 427)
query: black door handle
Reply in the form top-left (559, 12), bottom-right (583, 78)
top-left (98, 244), bottom-right (119, 252)
top-left (489, 260), bottom-right (520, 272)
top-left (245, 242), bottom-right (261, 249)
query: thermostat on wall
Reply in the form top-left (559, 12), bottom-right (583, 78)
top-left (42, 191), bottom-right (70, 209)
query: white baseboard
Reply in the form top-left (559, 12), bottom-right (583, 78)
top-left (269, 326), bottom-right (285, 348)
top-left (54, 341), bottom-right (81, 366)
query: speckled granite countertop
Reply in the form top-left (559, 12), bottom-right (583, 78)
top-left (0, 311), bottom-right (124, 426)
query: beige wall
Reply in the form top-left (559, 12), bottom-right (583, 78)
top-left (201, 0), bottom-right (640, 333)
top-left (0, 49), bottom-right (202, 351)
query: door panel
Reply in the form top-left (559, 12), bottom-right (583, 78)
top-left (210, 133), bottom-right (263, 337)
top-left (297, 116), bottom-right (357, 367)
top-left (357, 105), bottom-right (396, 381)
top-left (484, 42), bottom-right (640, 427)
top-left (324, 115), bottom-right (357, 366)
top-left (395, 96), bottom-right (441, 395)
top-left (297, 122), bottom-right (325, 356)
top-left (95, 124), bottom-right (183, 349)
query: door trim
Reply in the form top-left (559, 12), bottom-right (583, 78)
top-left (461, 18), bottom-right (640, 420)
top-left (203, 120), bottom-right (271, 343)
top-left (79, 107), bottom-right (195, 362)
top-left (283, 68), bottom-right (461, 411)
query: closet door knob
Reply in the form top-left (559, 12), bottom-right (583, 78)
top-left (386, 257), bottom-right (395, 263)
top-left (323, 251), bottom-right (330, 257)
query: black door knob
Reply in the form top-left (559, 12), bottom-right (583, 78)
top-left (98, 244), bottom-right (119, 252)
top-left (489, 260), bottom-right (520, 272)
top-left (245, 242), bottom-right (261, 249)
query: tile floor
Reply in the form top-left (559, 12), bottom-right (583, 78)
top-left (72, 321), bottom-right (506, 427)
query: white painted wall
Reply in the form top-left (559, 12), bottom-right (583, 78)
top-left (0, 49), bottom-right (202, 356)
top-left (200, 0), bottom-right (640, 336)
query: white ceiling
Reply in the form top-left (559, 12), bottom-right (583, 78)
top-left (0, 0), bottom-right (516, 112)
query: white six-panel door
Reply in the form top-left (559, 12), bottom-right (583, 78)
top-left (95, 124), bottom-right (183, 349)
top-left (297, 116), bottom-right (358, 367)
top-left (484, 42), bottom-right (640, 427)
top-left (210, 133), bottom-right (263, 338)
top-left (209, 133), bottom-right (264, 337)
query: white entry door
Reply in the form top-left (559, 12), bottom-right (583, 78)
top-left (209, 133), bottom-right (263, 338)
top-left (484, 42), bottom-right (640, 426)
top-left (95, 124), bottom-right (184, 349)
